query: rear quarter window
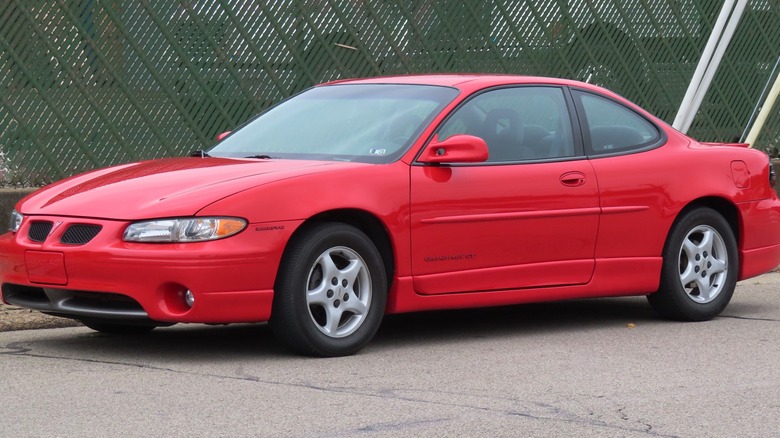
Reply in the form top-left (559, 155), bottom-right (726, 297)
top-left (574, 90), bottom-right (663, 156)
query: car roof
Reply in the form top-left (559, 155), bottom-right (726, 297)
top-left (322, 74), bottom-right (598, 93)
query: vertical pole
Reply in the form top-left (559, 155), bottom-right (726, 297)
top-left (673, 0), bottom-right (734, 131)
top-left (679, 0), bottom-right (748, 133)
top-left (741, 54), bottom-right (780, 142)
top-left (744, 68), bottom-right (780, 147)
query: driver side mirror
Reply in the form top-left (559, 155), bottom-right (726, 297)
top-left (417, 134), bottom-right (489, 164)
top-left (216, 131), bottom-right (232, 141)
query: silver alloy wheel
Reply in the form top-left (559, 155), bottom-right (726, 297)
top-left (677, 225), bottom-right (729, 304)
top-left (305, 246), bottom-right (372, 338)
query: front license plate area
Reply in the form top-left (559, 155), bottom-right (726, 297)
top-left (25, 251), bottom-right (68, 285)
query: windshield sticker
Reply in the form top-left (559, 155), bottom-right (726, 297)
top-left (369, 148), bottom-right (387, 156)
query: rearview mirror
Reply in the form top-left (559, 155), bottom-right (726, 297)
top-left (417, 134), bottom-right (489, 164)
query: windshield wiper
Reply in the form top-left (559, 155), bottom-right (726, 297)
top-left (244, 154), bottom-right (275, 159)
top-left (189, 149), bottom-right (211, 158)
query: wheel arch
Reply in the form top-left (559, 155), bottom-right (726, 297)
top-left (649, 197), bottom-right (741, 321)
top-left (674, 197), bottom-right (741, 249)
top-left (288, 209), bottom-right (396, 288)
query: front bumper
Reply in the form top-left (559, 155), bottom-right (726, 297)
top-left (0, 215), bottom-right (300, 324)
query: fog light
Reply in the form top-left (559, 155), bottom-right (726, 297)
top-left (184, 290), bottom-right (195, 308)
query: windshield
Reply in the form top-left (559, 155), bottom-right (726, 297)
top-left (208, 84), bottom-right (459, 163)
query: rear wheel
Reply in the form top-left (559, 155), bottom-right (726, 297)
top-left (271, 222), bottom-right (387, 357)
top-left (648, 207), bottom-right (738, 321)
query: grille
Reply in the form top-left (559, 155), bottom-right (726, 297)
top-left (60, 225), bottom-right (102, 245)
top-left (28, 221), bottom-right (53, 242)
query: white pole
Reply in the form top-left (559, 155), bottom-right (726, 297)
top-left (741, 54), bottom-right (780, 142)
top-left (673, 0), bottom-right (735, 131)
top-left (680, 0), bottom-right (748, 134)
top-left (745, 70), bottom-right (780, 147)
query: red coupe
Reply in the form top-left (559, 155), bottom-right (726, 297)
top-left (3, 75), bottom-right (780, 356)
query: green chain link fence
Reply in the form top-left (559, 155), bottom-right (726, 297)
top-left (1, 0), bottom-right (779, 186)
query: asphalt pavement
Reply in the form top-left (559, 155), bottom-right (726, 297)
top-left (1, 273), bottom-right (778, 437)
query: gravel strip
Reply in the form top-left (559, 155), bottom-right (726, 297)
top-left (0, 303), bottom-right (81, 332)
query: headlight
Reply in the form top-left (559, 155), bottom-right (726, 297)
top-left (9, 210), bottom-right (23, 233)
top-left (123, 217), bottom-right (246, 242)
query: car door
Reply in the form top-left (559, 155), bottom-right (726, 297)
top-left (410, 86), bottom-right (600, 295)
top-left (570, 88), bottom-right (670, 261)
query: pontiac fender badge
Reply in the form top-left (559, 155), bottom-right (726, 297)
top-left (255, 225), bottom-right (285, 232)
top-left (424, 253), bottom-right (476, 262)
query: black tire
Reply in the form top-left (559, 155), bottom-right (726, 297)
top-left (648, 207), bottom-right (738, 321)
top-left (271, 222), bottom-right (388, 357)
top-left (81, 320), bottom-right (158, 335)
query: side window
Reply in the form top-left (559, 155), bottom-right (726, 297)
top-left (575, 91), bottom-right (662, 155)
top-left (438, 87), bottom-right (576, 162)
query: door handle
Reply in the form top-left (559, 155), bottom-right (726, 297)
top-left (560, 171), bottom-right (586, 187)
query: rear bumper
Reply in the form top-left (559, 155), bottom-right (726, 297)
top-left (739, 244), bottom-right (780, 281)
top-left (738, 197), bottom-right (780, 280)
top-left (0, 216), bottom-right (298, 324)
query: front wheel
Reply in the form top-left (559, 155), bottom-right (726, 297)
top-left (271, 222), bottom-right (388, 357)
top-left (648, 207), bottom-right (738, 321)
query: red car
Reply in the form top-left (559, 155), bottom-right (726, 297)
top-left (2, 75), bottom-right (780, 356)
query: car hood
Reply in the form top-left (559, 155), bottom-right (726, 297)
top-left (19, 157), bottom-right (359, 220)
